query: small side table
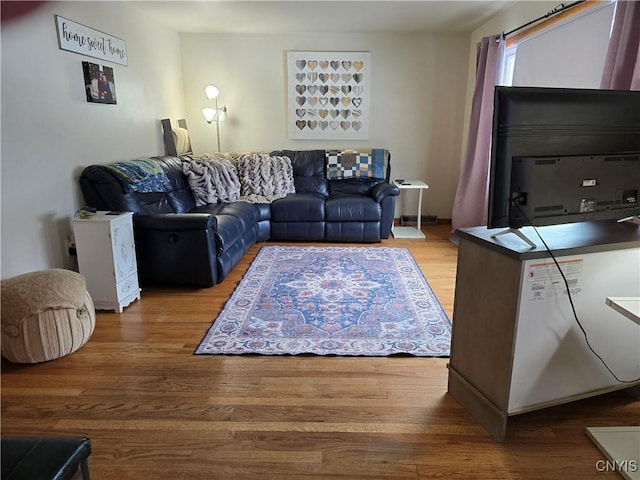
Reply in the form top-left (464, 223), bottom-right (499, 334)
top-left (73, 211), bottom-right (141, 313)
top-left (392, 180), bottom-right (429, 239)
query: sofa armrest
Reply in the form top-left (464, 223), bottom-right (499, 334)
top-left (371, 182), bottom-right (400, 203)
top-left (133, 213), bottom-right (217, 231)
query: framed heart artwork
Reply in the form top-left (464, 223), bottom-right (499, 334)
top-left (287, 51), bottom-right (371, 140)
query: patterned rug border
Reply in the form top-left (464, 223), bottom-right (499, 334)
top-left (195, 246), bottom-right (452, 357)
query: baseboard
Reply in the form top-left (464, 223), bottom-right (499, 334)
top-left (393, 217), bottom-right (451, 226)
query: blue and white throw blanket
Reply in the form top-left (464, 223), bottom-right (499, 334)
top-left (101, 159), bottom-right (171, 193)
top-left (326, 148), bottom-right (389, 180)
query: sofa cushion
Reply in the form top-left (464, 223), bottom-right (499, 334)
top-left (216, 202), bottom-right (261, 227)
top-left (270, 222), bottom-right (325, 241)
top-left (152, 156), bottom-right (199, 213)
top-left (325, 222), bottom-right (381, 242)
top-left (120, 192), bottom-right (175, 214)
top-left (270, 193), bottom-right (326, 222)
top-left (80, 167), bottom-right (175, 214)
top-left (192, 202), bottom-right (260, 226)
top-left (271, 149), bottom-right (328, 197)
top-left (154, 156), bottom-right (192, 189)
top-left (325, 196), bottom-right (381, 222)
top-left (329, 177), bottom-right (384, 197)
top-left (192, 202), bottom-right (261, 255)
top-left (252, 202), bottom-right (271, 222)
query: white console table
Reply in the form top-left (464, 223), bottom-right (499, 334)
top-left (392, 180), bottom-right (429, 239)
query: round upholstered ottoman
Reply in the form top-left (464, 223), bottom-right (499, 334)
top-left (1, 269), bottom-right (95, 363)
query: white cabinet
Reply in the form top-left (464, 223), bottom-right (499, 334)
top-left (73, 211), bottom-right (141, 312)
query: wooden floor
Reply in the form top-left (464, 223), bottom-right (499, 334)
top-left (2, 224), bottom-right (638, 479)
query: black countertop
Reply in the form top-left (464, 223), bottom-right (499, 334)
top-left (455, 220), bottom-right (640, 260)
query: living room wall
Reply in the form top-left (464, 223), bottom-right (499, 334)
top-left (0, 2), bottom-right (185, 279)
top-left (179, 31), bottom-right (470, 221)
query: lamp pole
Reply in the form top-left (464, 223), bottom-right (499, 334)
top-left (214, 97), bottom-right (221, 152)
top-left (204, 85), bottom-right (225, 152)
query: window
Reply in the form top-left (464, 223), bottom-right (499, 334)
top-left (501, 1), bottom-right (615, 88)
top-left (500, 44), bottom-right (517, 86)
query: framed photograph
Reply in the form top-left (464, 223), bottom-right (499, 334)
top-left (82, 61), bottom-right (117, 104)
top-left (287, 51), bottom-right (371, 140)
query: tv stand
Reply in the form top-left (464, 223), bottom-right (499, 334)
top-left (490, 228), bottom-right (536, 249)
top-left (448, 222), bottom-right (640, 442)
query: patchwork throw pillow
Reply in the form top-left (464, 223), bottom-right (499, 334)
top-left (326, 149), bottom-right (389, 180)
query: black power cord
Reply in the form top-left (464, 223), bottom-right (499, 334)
top-left (512, 202), bottom-right (640, 384)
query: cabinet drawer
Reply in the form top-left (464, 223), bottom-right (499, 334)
top-left (116, 272), bottom-right (139, 300)
top-left (111, 219), bottom-right (137, 282)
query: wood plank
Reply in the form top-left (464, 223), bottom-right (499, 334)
top-left (2, 225), bottom-right (637, 479)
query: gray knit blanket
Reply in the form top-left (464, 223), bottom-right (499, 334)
top-left (182, 154), bottom-right (240, 206)
top-left (236, 153), bottom-right (295, 203)
top-left (182, 152), bottom-right (295, 206)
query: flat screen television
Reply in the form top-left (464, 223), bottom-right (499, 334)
top-left (487, 86), bottom-right (640, 231)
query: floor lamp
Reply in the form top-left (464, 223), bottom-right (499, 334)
top-left (202, 85), bottom-right (227, 152)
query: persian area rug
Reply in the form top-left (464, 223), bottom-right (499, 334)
top-left (195, 246), bottom-right (451, 357)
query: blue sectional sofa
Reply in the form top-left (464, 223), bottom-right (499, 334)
top-left (79, 149), bottom-right (399, 287)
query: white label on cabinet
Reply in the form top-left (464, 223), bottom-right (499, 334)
top-left (526, 258), bottom-right (583, 300)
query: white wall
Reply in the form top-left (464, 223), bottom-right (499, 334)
top-left (179, 32), bottom-right (469, 221)
top-left (1, 1), bottom-right (185, 279)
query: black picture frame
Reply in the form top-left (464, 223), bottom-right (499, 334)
top-left (82, 61), bottom-right (117, 104)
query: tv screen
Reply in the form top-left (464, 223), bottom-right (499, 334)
top-left (487, 87), bottom-right (640, 229)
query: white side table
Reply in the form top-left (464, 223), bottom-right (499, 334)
top-left (605, 297), bottom-right (640, 325)
top-left (392, 180), bottom-right (429, 239)
top-left (73, 211), bottom-right (141, 313)
top-left (584, 297), bottom-right (640, 480)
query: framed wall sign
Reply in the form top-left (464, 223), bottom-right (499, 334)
top-left (287, 51), bottom-right (371, 140)
top-left (55, 15), bottom-right (128, 66)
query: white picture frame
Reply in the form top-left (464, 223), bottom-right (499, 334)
top-left (287, 51), bottom-right (371, 140)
